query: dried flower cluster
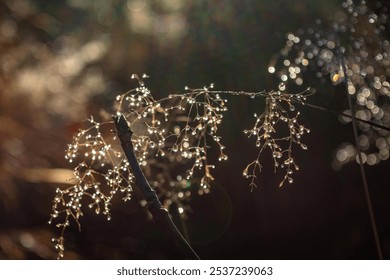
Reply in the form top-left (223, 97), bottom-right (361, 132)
top-left (49, 116), bottom-right (134, 258)
top-left (243, 89), bottom-right (311, 188)
top-left (50, 75), bottom-right (310, 258)
top-left (268, 0), bottom-right (390, 168)
top-left (116, 75), bottom-right (229, 192)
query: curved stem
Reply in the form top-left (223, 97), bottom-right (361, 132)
top-left (338, 50), bottom-right (383, 260)
top-left (113, 114), bottom-right (200, 260)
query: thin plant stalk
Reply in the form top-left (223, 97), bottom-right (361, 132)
top-left (339, 48), bottom-right (384, 260)
top-left (301, 103), bottom-right (390, 132)
top-left (113, 114), bottom-right (200, 260)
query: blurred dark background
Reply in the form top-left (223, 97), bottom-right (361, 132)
top-left (1, 0), bottom-right (390, 259)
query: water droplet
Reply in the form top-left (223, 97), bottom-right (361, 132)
top-left (268, 66), bottom-right (276, 73)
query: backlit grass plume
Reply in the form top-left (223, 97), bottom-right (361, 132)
top-left (50, 74), bottom-right (310, 258)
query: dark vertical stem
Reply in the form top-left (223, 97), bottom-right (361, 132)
top-left (339, 50), bottom-right (383, 259)
top-left (113, 114), bottom-right (200, 260)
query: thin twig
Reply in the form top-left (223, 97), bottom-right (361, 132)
top-left (301, 103), bottom-right (390, 132)
top-left (339, 49), bottom-right (383, 260)
top-left (113, 114), bottom-right (200, 260)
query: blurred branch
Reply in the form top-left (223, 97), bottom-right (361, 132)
top-left (113, 114), bottom-right (200, 260)
top-left (21, 168), bottom-right (76, 184)
top-left (339, 48), bottom-right (383, 260)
